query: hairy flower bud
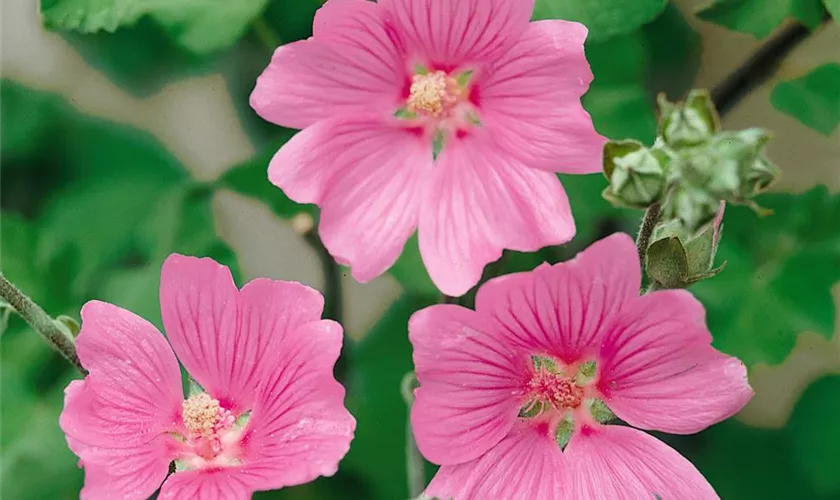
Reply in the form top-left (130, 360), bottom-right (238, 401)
top-left (602, 140), bottom-right (666, 209)
top-left (658, 90), bottom-right (720, 148)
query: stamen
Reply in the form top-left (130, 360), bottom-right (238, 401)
top-left (182, 393), bottom-right (234, 438)
top-left (407, 71), bottom-right (460, 117)
top-left (529, 370), bottom-right (585, 409)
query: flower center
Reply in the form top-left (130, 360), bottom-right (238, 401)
top-left (174, 392), bottom-right (245, 471)
top-left (529, 371), bottom-right (585, 409)
top-left (406, 70), bottom-right (461, 117)
top-left (182, 393), bottom-right (234, 438)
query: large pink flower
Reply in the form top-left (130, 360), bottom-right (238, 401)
top-left (60, 255), bottom-right (355, 499)
top-left (250, 0), bottom-right (606, 296)
top-left (409, 233), bottom-right (753, 499)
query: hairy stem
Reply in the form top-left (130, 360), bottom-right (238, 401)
top-left (635, 202), bottom-right (662, 269)
top-left (0, 273), bottom-right (86, 374)
top-left (711, 16), bottom-right (830, 116)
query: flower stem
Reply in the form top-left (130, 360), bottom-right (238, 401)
top-left (0, 273), bottom-right (86, 374)
top-left (711, 15), bottom-right (830, 116)
top-left (401, 372), bottom-right (426, 497)
top-left (635, 202), bottom-right (662, 268)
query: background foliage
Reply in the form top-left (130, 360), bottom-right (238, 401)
top-left (2, 0), bottom-right (839, 498)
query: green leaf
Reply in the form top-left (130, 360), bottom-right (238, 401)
top-left (787, 375), bottom-right (840, 496)
top-left (825, 0), bottom-right (840, 18)
top-left (218, 141), bottom-right (316, 220)
top-left (583, 33), bottom-right (657, 143)
top-left (641, 4), bottom-right (703, 98)
top-left (0, 81), bottom-right (66, 161)
top-left (532, 0), bottom-right (668, 42)
top-left (263, 0), bottom-right (323, 43)
top-left (41, 0), bottom-right (270, 54)
top-left (691, 186), bottom-right (840, 365)
top-left (696, 0), bottom-right (826, 38)
top-left (388, 235), bottom-right (438, 298)
top-left (771, 63), bottom-right (840, 136)
top-left (343, 294), bottom-right (437, 500)
top-left (151, 0), bottom-right (269, 54)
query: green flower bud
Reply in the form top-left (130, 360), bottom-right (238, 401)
top-left (668, 184), bottom-right (720, 232)
top-left (658, 90), bottom-right (720, 148)
top-left (602, 140), bottom-right (666, 209)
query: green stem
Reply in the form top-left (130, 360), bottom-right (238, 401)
top-left (635, 202), bottom-right (662, 269)
top-left (301, 229), bottom-right (343, 325)
top-left (252, 17), bottom-right (282, 52)
top-left (401, 372), bottom-right (425, 497)
top-left (0, 273), bottom-right (86, 374)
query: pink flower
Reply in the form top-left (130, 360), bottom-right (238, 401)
top-left (409, 233), bottom-right (753, 499)
top-left (250, 0), bottom-right (606, 296)
top-left (60, 255), bottom-right (355, 499)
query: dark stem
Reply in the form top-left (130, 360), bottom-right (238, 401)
top-left (302, 230), bottom-right (343, 324)
top-left (711, 16), bottom-right (830, 116)
top-left (0, 273), bottom-right (86, 374)
top-left (635, 203), bottom-right (662, 268)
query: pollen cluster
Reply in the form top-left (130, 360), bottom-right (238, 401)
top-left (529, 370), bottom-right (585, 409)
top-left (182, 393), bottom-right (234, 438)
top-left (407, 71), bottom-right (460, 117)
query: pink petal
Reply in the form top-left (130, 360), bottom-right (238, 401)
top-left (474, 233), bottom-right (640, 362)
top-left (250, 0), bottom-right (407, 130)
top-left (60, 301), bottom-right (184, 500)
top-left (379, 0), bottom-right (534, 68)
top-left (479, 20), bottom-right (606, 173)
top-left (598, 290), bottom-right (753, 434)
top-left (242, 320), bottom-right (355, 490)
top-left (419, 135), bottom-right (575, 296)
top-left (425, 424), bottom-right (569, 499)
top-left (409, 304), bottom-right (523, 465)
top-left (566, 426), bottom-right (719, 499)
top-left (269, 116), bottom-right (431, 282)
top-left (158, 470), bottom-right (251, 500)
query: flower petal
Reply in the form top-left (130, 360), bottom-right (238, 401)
top-left (425, 424), bottom-right (569, 499)
top-left (598, 290), bottom-right (753, 434)
top-left (566, 426), bottom-right (719, 499)
top-left (243, 320), bottom-right (355, 490)
top-left (269, 116), bottom-right (430, 282)
top-left (479, 20), bottom-right (606, 173)
top-left (419, 135), bottom-right (575, 296)
top-left (379, 0), bottom-right (534, 68)
top-left (250, 0), bottom-right (407, 130)
top-left (160, 255), bottom-right (247, 408)
top-left (474, 233), bottom-right (640, 361)
top-left (60, 301), bottom-right (183, 500)
top-left (158, 470), bottom-right (251, 500)
top-left (409, 304), bottom-right (523, 465)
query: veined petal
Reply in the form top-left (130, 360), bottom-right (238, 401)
top-left (425, 424), bottom-right (569, 499)
top-left (419, 135), bottom-right (574, 296)
top-left (158, 470), bottom-right (251, 500)
top-left (269, 116), bottom-right (430, 282)
top-left (409, 305), bottom-right (524, 465)
top-left (60, 301), bottom-right (183, 500)
top-left (242, 320), bottom-right (354, 490)
top-left (379, 0), bottom-right (534, 68)
top-left (566, 426), bottom-right (719, 499)
top-left (475, 233), bottom-right (640, 361)
top-left (250, 0), bottom-right (407, 130)
top-left (479, 20), bottom-right (606, 173)
top-left (598, 290), bottom-right (752, 434)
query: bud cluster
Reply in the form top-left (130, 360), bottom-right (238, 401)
top-left (601, 90), bottom-right (781, 289)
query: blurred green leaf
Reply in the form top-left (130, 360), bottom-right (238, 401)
top-left (788, 375), bottom-right (840, 496)
top-left (676, 420), bottom-right (821, 500)
top-left (1, 213), bottom-right (43, 300)
top-left (41, 0), bottom-right (270, 54)
top-left (263, 0), bottom-right (322, 43)
top-left (532, 0), bottom-right (668, 42)
top-left (583, 33), bottom-right (657, 143)
top-left (218, 141), bottom-right (316, 220)
top-left (642, 4), bottom-right (704, 99)
top-left (344, 294), bottom-right (436, 500)
top-left (692, 186), bottom-right (840, 365)
top-left (771, 63), bottom-right (840, 135)
top-left (0, 372), bottom-right (82, 500)
top-left (0, 81), bottom-right (66, 161)
top-left (825, 0), bottom-right (840, 18)
top-left (388, 236), bottom-right (438, 298)
top-left (696, 0), bottom-right (826, 38)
